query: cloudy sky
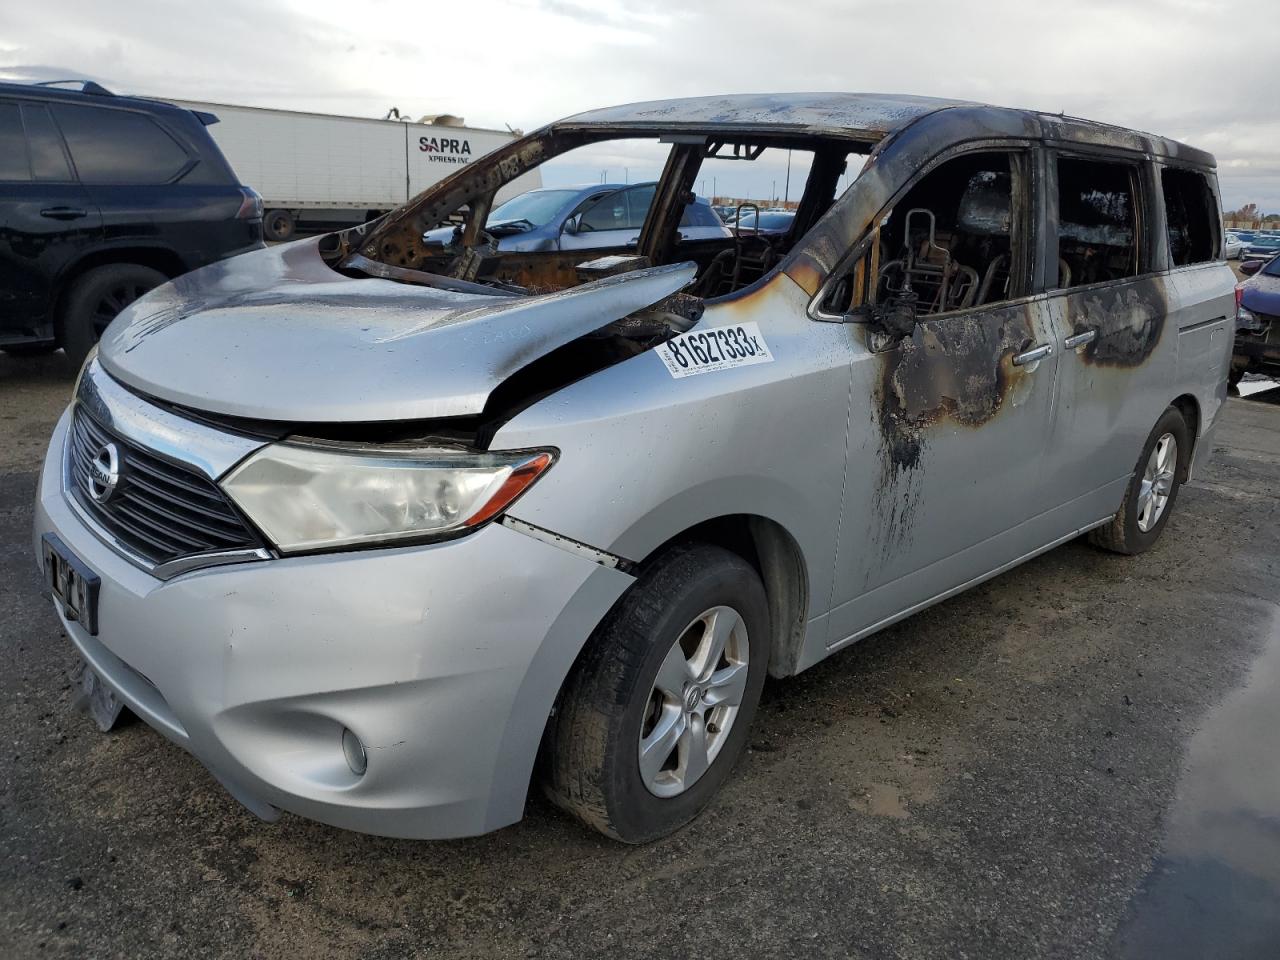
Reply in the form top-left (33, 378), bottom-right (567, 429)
top-left (2, 0), bottom-right (1277, 211)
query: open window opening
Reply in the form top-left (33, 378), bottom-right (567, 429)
top-left (821, 150), bottom-right (1027, 321)
top-left (1161, 166), bottom-right (1218, 266)
top-left (337, 129), bottom-right (866, 302)
top-left (1055, 156), bottom-right (1142, 288)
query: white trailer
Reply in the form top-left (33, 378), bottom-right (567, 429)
top-left (168, 100), bottom-right (540, 240)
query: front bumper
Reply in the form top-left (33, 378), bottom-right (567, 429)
top-left (34, 408), bottom-right (633, 838)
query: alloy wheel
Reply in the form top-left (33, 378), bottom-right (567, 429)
top-left (1136, 432), bottom-right (1177, 532)
top-left (638, 605), bottom-right (750, 798)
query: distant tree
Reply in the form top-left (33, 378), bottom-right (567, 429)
top-left (1230, 202), bottom-right (1259, 222)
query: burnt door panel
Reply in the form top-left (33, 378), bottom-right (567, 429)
top-left (825, 298), bottom-right (1061, 648)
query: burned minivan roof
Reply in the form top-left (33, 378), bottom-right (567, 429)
top-left (554, 92), bottom-right (973, 141)
top-left (553, 92), bottom-right (1214, 165)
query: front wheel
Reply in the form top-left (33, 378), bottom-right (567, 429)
top-left (1090, 406), bottom-right (1191, 555)
top-left (542, 543), bottom-right (769, 842)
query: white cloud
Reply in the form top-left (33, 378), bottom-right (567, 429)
top-left (2, 0), bottom-right (1277, 210)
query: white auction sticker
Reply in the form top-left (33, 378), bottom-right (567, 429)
top-left (656, 321), bottom-right (775, 378)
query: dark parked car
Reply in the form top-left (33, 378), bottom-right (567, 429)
top-left (732, 209), bottom-right (797, 235)
top-left (1232, 255), bottom-right (1280, 386)
top-left (1240, 235), bottom-right (1280, 263)
top-left (0, 81), bottom-right (263, 362)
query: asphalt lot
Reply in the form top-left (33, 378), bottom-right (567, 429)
top-left (2, 352), bottom-right (1279, 960)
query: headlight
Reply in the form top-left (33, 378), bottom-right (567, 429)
top-left (1236, 306), bottom-right (1265, 333)
top-left (222, 442), bottom-right (554, 553)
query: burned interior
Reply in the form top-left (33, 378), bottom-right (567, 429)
top-left (304, 122), bottom-right (876, 439)
top-left (331, 127), bottom-right (871, 302)
top-left (819, 150), bottom-right (1030, 331)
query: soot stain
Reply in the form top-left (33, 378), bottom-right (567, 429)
top-left (871, 303), bottom-right (1037, 553)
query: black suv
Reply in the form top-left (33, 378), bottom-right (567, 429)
top-left (0, 81), bottom-right (263, 363)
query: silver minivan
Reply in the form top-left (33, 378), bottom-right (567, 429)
top-left (34, 93), bottom-right (1235, 842)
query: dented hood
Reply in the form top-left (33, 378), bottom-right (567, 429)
top-left (97, 238), bottom-right (695, 423)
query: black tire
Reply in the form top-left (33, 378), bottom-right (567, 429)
top-left (1090, 406), bottom-right (1191, 555)
top-left (542, 543), bottom-right (770, 843)
top-left (60, 264), bottom-right (167, 366)
top-left (263, 208), bottom-right (295, 242)
top-left (1228, 364), bottom-right (1246, 390)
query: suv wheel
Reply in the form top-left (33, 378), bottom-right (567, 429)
top-left (1090, 405), bottom-right (1191, 555)
top-left (542, 543), bottom-right (769, 843)
top-left (60, 264), bottom-right (167, 366)
top-left (263, 209), bottom-right (295, 242)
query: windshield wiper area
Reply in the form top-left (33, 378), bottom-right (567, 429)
top-left (344, 254), bottom-right (524, 297)
top-left (486, 218), bottom-right (536, 236)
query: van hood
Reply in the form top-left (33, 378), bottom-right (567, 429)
top-left (97, 238), bottom-right (694, 423)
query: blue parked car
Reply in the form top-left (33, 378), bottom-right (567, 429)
top-left (1241, 235), bottom-right (1280, 262)
top-left (1232, 253), bottom-right (1280, 386)
top-left (423, 182), bottom-right (730, 252)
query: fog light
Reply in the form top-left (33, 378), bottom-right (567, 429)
top-left (341, 727), bottom-right (367, 776)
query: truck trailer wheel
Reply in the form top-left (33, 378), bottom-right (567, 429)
top-left (263, 209), bottom-right (295, 242)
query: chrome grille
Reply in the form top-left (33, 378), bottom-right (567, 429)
top-left (68, 407), bottom-right (262, 565)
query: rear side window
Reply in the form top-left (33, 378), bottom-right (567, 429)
top-left (52, 104), bottom-right (191, 184)
top-left (1055, 157), bottom-right (1142, 288)
top-left (21, 104), bottom-right (73, 181)
top-left (0, 102), bottom-right (28, 180)
top-left (1161, 167), bottom-right (1218, 266)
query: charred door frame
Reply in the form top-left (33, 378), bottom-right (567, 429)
top-left (1041, 141), bottom-right (1164, 293)
top-left (807, 137), bottom-right (1043, 325)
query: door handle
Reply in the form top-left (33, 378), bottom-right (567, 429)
top-left (1012, 343), bottom-right (1053, 366)
top-left (1063, 329), bottom-right (1098, 349)
top-left (40, 207), bottom-right (88, 220)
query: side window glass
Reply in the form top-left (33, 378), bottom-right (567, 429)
top-left (0, 103), bottom-right (29, 181)
top-left (625, 184), bottom-right (656, 229)
top-left (823, 151), bottom-right (1021, 318)
top-left (578, 190), bottom-right (629, 232)
top-left (21, 105), bottom-right (73, 181)
top-left (51, 104), bottom-right (191, 185)
top-left (1161, 167), bottom-right (1217, 266)
top-left (1055, 157), bottom-right (1140, 288)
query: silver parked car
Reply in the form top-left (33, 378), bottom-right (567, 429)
top-left (35, 93), bottom-right (1235, 843)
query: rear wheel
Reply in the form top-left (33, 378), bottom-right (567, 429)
top-left (1090, 406), bottom-right (1190, 555)
top-left (60, 264), bottom-right (167, 366)
top-left (542, 543), bottom-right (769, 842)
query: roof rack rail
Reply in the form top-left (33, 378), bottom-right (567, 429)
top-left (32, 79), bottom-right (115, 96)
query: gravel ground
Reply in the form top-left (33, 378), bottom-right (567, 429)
top-left (1, 351), bottom-right (1278, 959)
